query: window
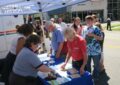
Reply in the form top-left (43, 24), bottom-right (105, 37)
top-left (113, 9), bottom-right (118, 20)
top-left (78, 12), bottom-right (83, 21)
top-left (107, 0), bottom-right (120, 20)
top-left (108, 0), bottom-right (113, 3)
top-left (83, 11), bottom-right (88, 21)
top-left (72, 12), bottom-right (77, 18)
top-left (108, 3), bottom-right (112, 9)
top-left (113, 2), bottom-right (117, 9)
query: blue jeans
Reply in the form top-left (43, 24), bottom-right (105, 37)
top-left (86, 55), bottom-right (101, 78)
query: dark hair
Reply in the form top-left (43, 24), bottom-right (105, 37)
top-left (24, 34), bottom-right (40, 48)
top-left (72, 17), bottom-right (75, 21)
top-left (15, 25), bottom-right (20, 30)
top-left (17, 24), bottom-right (34, 36)
top-left (72, 17), bottom-right (82, 32)
top-left (85, 15), bottom-right (94, 21)
top-left (73, 24), bottom-right (78, 32)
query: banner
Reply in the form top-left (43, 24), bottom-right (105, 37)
top-left (0, 0), bottom-right (87, 15)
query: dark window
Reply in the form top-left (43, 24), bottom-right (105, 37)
top-left (72, 12), bottom-right (77, 18)
top-left (108, 0), bottom-right (120, 20)
top-left (113, 2), bottom-right (117, 9)
top-left (113, 10), bottom-right (118, 20)
top-left (78, 12), bottom-right (83, 21)
top-left (108, 3), bottom-right (112, 9)
top-left (83, 11), bottom-right (88, 21)
top-left (108, 0), bottom-right (113, 3)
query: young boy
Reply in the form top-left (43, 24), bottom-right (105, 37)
top-left (85, 15), bottom-right (103, 81)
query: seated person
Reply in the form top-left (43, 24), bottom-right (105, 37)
top-left (9, 35), bottom-right (54, 85)
top-left (61, 28), bottom-right (87, 75)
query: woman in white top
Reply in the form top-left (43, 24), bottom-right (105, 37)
top-left (9, 35), bottom-right (54, 85)
top-left (72, 17), bottom-right (83, 36)
top-left (2, 24), bottom-right (34, 85)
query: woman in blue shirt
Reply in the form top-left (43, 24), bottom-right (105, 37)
top-left (9, 35), bottom-right (54, 85)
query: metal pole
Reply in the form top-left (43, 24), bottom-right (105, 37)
top-left (40, 12), bottom-right (47, 52)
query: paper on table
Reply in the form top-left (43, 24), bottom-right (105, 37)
top-left (50, 63), bottom-right (72, 79)
top-left (56, 77), bottom-right (71, 84)
top-left (67, 68), bottom-right (78, 75)
top-left (38, 71), bottom-right (49, 79)
top-left (69, 74), bottom-right (81, 79)
top-left (37, 53), bottom-right (50, 62)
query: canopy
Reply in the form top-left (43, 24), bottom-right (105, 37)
top-left (0, 0), bottom-right (87, 16)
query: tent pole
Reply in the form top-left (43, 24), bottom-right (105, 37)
top-left (40, 12), bottom-right (47, 52)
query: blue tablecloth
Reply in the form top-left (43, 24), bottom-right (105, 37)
top-left (38, 54), bottom-right (94, 85)
top-left (62, 72), bottom-right (93, 85)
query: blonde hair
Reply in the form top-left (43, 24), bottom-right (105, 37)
top-left (74, 17), bottom-right (80, 21)
top-left (64, 27), bottom-right (76, 40)
top-left (95, 22), bottom-right (103, 31)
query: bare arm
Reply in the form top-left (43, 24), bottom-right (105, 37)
top-left (88, 33), bottom-right (103, 41)
top-left (16, 37), bottom-right (25, 55)
top-left (37, 65), bottom-right (53, 72)
top-left (64, 51), bottom-right (71, 65)
top-left (81, 40), bottom-right (88, 68)
top-left (56, 42), bottom-right (64, 58)
top-left (79, 40), bottom-right (88, 75)
top-left (47, 48), bottom-right (52, 57)
top-left (82, 53), bottom-right (88, 68)
top-left (94, 34), bottom-right (103, 41)
top-left (61, 49), bottom-right (71, 69)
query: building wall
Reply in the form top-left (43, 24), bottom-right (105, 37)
top-left (71, 0), bottom-right (107, 21)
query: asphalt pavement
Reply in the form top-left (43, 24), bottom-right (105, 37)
top-left (100, 30), bottom-right (120, 85)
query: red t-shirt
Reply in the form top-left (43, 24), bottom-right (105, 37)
top-left (67, 35), bottom-right (87, 61)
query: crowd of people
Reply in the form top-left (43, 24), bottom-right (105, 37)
top-left (45, 15), bottom-right (105, 82)
top-left (0, 14), bottom-right (105, 85)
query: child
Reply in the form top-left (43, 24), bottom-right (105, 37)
top-left (95, 22), bottom-right (105, 73)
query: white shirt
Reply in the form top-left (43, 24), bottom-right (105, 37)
top-left (10, 34), bottom-right (25, 55)
top-left (59, 22), bottom-right (67, 32)
top-left (81, 26), bottom-right (88, 39)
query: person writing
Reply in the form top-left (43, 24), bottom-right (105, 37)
top-left (61, 28), bottom-right (87, 75)
top-left (9, 35), bottom-right (54, 85)
top-left (45, 21), bottom-right (64, 58)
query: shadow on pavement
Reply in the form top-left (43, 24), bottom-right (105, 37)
top-left (95, 71), bottom-right (110, 85)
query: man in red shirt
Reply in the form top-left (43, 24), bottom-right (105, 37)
top-left (61, 28), bottom-right (88, 75)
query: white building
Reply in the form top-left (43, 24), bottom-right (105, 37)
top-left (70, 0), bottom-right (107, 22)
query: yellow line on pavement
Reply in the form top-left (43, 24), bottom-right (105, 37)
top-left (105, 37), bottom-right (120, 41)
top-left (106, 45), bottom-right (120, 49)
